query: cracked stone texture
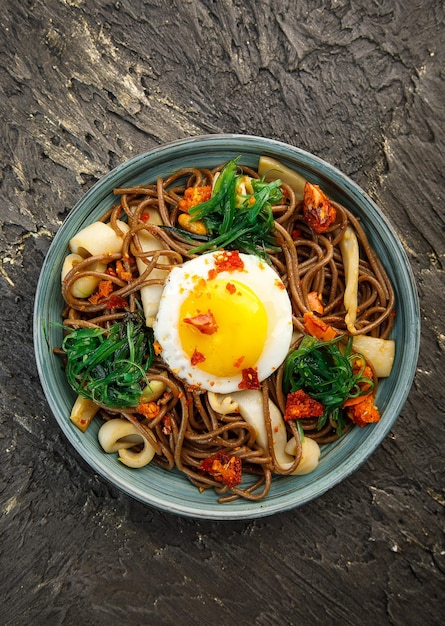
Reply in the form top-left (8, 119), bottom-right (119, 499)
top-left (0, 0), bottom-right (444, 624)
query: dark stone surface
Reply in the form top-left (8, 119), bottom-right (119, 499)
top-left (1, 1), bottom-right (444, 624)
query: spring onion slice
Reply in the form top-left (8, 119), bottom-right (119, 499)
top-left (185, 158), bottom-right (283, 258)
top-left (283, 334), bottom-right (374, 432)
top-left (62, 312), bottom-right (155, 409)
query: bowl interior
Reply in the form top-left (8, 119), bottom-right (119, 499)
top-left (34, 134), bottom-right (420, 519)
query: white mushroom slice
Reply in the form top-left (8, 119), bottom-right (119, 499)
top-left (141, 378), bottom-right (167, 402)
top-left (258, 155), bottom-right (307, 201)
top-left (208, 391), bottom-right (239, 415)
top-left (98, 418), bottom-right (156, 468)
top-left (69, 220), bottom-right (129, 257)
top-left (285, 437), bottom-right (321, 475)
top-left (69, 395), bottom-right (100, 432)
top-left (224, 390), bottom-right (294, 470)
top-left (352, 335), bottom-right (395, 378)
top-left (117, 445), bottom-right (156, 469)
top-left (339, 225), bottom-right (359, 333)
top-left (135, 208), bottom-right (169, 327)
top-left (61, 253), bottom-right (107, 298)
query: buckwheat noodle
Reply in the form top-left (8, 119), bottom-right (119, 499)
top-left (59, 162), bottom-right (395, 502)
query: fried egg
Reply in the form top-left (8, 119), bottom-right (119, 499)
top-left (153, 251), bottom-right (293, 393)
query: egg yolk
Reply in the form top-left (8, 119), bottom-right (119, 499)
top-left (178, 278), bottom-right (268, 377)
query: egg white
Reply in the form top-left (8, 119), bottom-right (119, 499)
top-left (153, 252), bottom-right (293, 393)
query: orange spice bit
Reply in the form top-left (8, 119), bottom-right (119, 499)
top-left (153, 340), bottom-right (163, 356)
top-left (233, 356), bottom-right (245, 369)
top-left (284, 389), bottom-right (325, 421)
top-left (346, 393), bottom-right (380, 427)
top-left (106, 266), bottom-right (117, 277)
top-left (303, 182), bottom-right (337, 233)
top-left (207, 268), bottom-right (217, 281)
top-left (226, 282), bottom-right (236, 295)
top-left (307, 291), bottom-right (325, 315)
top-left (183, 311), bottom-right (218, 335)
top-left (136, 401), bottom-right (161, 419)
top-left (199, 450), bottom-right (242, 488)
top-left (162, 415), bottom-right (173, 435)
top-left (115, 259), bottom-right (133, 282)
top-left (191, 349), bottom-right (206, 366)
top-left (303, 311), bottom-right (337, 342)
top-left (192, 276), bottom-right (207, 292)
top-left (89, 280), bottom-right (114, 304)
top-left (274, 279), bottom-right (285, 291)
top-left (178, 186), bottom-right (212, 212)
top-left (342, 362), bottom-right (375, 408)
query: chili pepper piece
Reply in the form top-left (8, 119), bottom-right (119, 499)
top-left (238, 367), bottom-right (260, 390)
top-left (346, 393), bottom-right (381, 427)
top-left (284, 389), bottom-right (325, 420)
top-left (303, 182), bottom-right (337, 233)
top-left (199, 450), bottom-right (242, 487)
top-left (183, 311), bottom-right (218, 335)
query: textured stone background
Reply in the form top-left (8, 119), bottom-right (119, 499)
top-left (0, 1), bottom-right (444, 624)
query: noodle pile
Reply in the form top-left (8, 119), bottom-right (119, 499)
top-left (59, 161), bottom-right (395, 502)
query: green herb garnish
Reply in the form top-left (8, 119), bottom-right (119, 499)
top-left (182, 158), bottom-right (283, 258)
top-left (62, 312), bottom-right (154, 409)
top-left (283, 335), bottom-right (374, 433)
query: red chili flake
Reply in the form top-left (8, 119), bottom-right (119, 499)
top-left (274, 279), bottom-right (285, 290)
top-left (199, 450), bottom-right (242, 488)
top-left (238, 367), bottom-right (260, 390)
top-left (162, 415), bottom-right (173, 435)
top-left (214, 250), bottom-right (244, 274)
top-left (140, 210), bottom-right (150, 222)
top-left (291, 228), bottom-right (302, 240)
top-left (107, 295), bottom-right (128, 309)
top-left (226, 282), bottom-right (236, 295)
top-left (284, 389), bottom-right (325, 421)
top-left (191, 349), bottom-right (206, 366)
top-left (183, 311), bottom-right (218, 335)
top-left (207, 268), bottom-right (217, 281)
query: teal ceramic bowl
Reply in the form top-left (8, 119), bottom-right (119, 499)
top-left (34, 135), bottom-right (420, 519)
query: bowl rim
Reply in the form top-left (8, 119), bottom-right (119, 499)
top-left (33, 133), bottom-right (421, 519)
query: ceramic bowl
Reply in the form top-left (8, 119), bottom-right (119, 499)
top-left (34, 134), bottom-right (420, 519)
